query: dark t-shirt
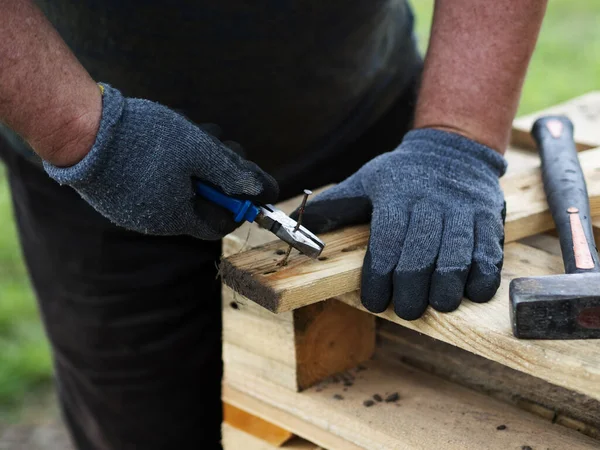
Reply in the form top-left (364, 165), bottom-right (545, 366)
top-left (22, 1), bottom-right (421, 177)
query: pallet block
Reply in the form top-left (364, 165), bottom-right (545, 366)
top-left (223, 288), bottom-right (375, 392)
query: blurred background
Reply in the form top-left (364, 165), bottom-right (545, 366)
top-left (0, 0), bottom-right (599, 438)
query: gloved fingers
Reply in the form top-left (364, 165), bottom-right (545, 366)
top-left (293, 174), bottom-right (370, 234)
top-left (206, 142), bottom-right (280, 205)
top-left (465, 211), bottom-right (505, 303)
top-left (191, 196), bottom-right (241, 240)
top-left (428, 211), bottom-right (474, 313)
top-left (392, 201), bottom-right (443, 320)
top-left (360, 205), bottom-right (409, 313)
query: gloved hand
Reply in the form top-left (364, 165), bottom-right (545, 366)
top-left (298, 128), bottom-right (507, 320)
top-left (43, 83), bottom-right (278, 240)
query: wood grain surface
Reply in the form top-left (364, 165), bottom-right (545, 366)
top-left (223, 386), bottom-right (361, 450)
top-left (376, 321), bottom-right (600, 439)
top-left (224, 358), bottom-right (600, 450)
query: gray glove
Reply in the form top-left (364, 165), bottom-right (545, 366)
top-left (43, 83), bottom-right (278, 240)
top-left (298, 129), bottom-right (507, 320)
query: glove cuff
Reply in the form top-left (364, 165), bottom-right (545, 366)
top-left (43, 83), bottom-right (125, 186)
top-left (402, 128), bottom-right (508, 178)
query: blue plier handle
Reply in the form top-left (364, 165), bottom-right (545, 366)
top-left (195, 182), bottom-right (261, 223)
top-left (195, 181), bottom-right (325, 258)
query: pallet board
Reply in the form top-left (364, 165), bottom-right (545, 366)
top-left (224, 403), bottom-right (294, 446)
top-left (223, 289), bottom-right (375, 391)
top-left (336, 242), bottom-right (600, 401)
top-left (224, 358), bottom-right (600, 450)
top-left (376, 321), bottom-right (600, 439)
top-left (222, 423), bottom-right (320, 450)
top-left (220, 146), bottom-right (600, 314)
top-left (224, 386), bottom-right (361, 450)
top-left (511, 91), bottom-right (600, 151)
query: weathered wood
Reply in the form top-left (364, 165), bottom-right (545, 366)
top-left (224, 403), bottom-right (294, 446)
top-left (511, 91), bottom-right (600, 151)
top-left (220, 147), bottom-right (600, 313)
top-left (223, 385), bottom-right (361, 450)
top-left (504, 145), bottom-right (540, 174)
top-left (225, 358), bottom-right (600, 450)
top-left (334, 243), bottom-right (600, 401)
top-left (221, 224), bottom-right (369, 313)
top-left (223, 289), bottom-right (375, 391)
top-left (375, 320), bottom-right (600, 439)
top-left (221, 423), bottom-right (320, 450)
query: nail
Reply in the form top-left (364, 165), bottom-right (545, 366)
top-left (279, 189), bottom-right (312, 266)
top-left (294, 189), bottom-right (312, 232)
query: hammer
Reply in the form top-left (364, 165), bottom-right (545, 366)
top-left (509, 115), bottom-right (600, 339)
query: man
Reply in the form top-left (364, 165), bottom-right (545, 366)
top-left (0, 0), bottom-right (547, 448)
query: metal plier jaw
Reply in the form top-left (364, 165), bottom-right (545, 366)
top-left (255, 205), bottom-right (325, 259)
top-left (195, 182), bottom-right (325, 258)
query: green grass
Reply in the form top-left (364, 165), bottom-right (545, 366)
top-left (0, 0), bottom-right (599, 416)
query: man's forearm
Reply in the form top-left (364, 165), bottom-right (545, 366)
top-left (413, 0), bottom-right (548, 154)
top-left (0, 0), bottom-right (100, 166)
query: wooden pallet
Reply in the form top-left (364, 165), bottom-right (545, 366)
top-left (220, 94), bottom-right (600, 449)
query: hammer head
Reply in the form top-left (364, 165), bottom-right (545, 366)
top-left (510, 273), bottom-right (600, 339)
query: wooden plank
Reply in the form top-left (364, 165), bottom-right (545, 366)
top-left (504, 145), bottom-right (540, 174)
top-left (225, 358), bottom-right (600, 450)
top-left (511, 91), bottom-right (600, 151)
top-left (223, 385), bottom-right (361, 450)
top-left (376, 320), bottom-right (600, 439)
top-left (220, 146), bottom-right (600, 313)
top-left (222, 423), bottom-right (320, 450)
top-left (223, 287), bottom-right (298, 390)
top-left (518, 233), bottom-right (562, 256)
top-left (223, 290), bottom-right (375, 391)
top-left (224, 402), bottom-right (294, 446)
top-left (334, 242), bottom-right (600, 401)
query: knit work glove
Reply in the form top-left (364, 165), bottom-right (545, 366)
top-left (298, 129), bottom-right (507, 320)
top-left (43, 83), bottom-right (279, 240)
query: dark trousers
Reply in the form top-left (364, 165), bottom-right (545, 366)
top-left (0, 74), bottom-right (418, 450)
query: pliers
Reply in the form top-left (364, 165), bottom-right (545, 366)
top-left (196, 182), bottom-right (325, 259)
